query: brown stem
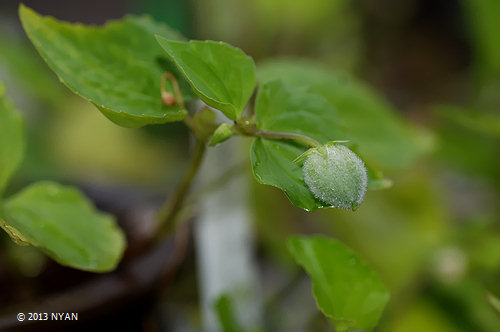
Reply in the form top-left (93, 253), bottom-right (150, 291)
top-left (161, 72), bottom-right (185, 109)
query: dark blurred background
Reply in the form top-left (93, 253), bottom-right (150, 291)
top-left (0, 0), bottom-right (475, 108)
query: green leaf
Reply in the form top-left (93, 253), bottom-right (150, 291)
top-left (438, 106), bottom-right (500, 138)
top-left (434, 105), bottom-right (500, 182)
top-left (214, 294), bottom-right (245, 332)
top-left (365, 159), bottom-right (393, 191)
top-left (463, 0), bottom-right (500, 81)
top-left (251, 80), bottom-right (346, 211)
top-left (0, 83), bottom-right (24, 196)
top-left (156, 37), bottom-right (256, 120)
top-left (0, 31), bottom-right (64, 106)
top-left (19, 5), bottom-right (189, 128)
top-left (487, 293), bottom-right (500, 315)
top-left (287, 235), bottom-right (389, 331)
top-left (252, 139), bottom-right (320, 211)
top-left (258, 59), bottom-right (428, 169)
top-left (0, 181), bottom-right (126, 272)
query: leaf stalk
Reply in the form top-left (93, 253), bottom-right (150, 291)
top-left (234, 118), bottom-right (321, 148)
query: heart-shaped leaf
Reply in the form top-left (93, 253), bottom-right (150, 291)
top-left (0, 83), bottom-right (24, 196)
top-left (20, 5), bottom-right (190, 128)
top-left (288, 235), bottom-right (389, 331)
top-left (0, 182), bottom-right (126, 272)
top-left (156, 38), bottom-right (256, 120)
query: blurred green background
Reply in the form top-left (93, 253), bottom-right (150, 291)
top-left (1, 0), bottom-right (499, 331)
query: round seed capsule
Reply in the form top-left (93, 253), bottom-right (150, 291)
top-left (303, 143), bottom-right (367, 210)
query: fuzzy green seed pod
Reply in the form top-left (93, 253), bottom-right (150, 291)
top-left (302, 143), bottom-right (367, 210)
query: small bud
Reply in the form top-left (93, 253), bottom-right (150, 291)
top-left (302, 143), bottom-right (367, 210)
top-left (161, 91), bottom-right (176, 106)
top-left (210, 123), bottom-right (233, 146)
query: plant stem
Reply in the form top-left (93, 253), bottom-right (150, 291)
top-left (253, 129), bottom-right (321, 148)
top-left (160, 72), bottom-right (198, 135)
top-left (234, 118), bottom-right (321, 148)
top-left (156, 139), bottom-right (206, 237)
top-left (161, 72), bottom-right (185, 109)
top-left (183, 114), bottom-right (197, 136)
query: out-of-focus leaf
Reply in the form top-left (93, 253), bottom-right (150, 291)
top-left (438, 106), bottom-right (500, 138)
top-left (487, 293), bottom-right (500, 315)
top-left (0, 32), bottom-right (63, 106)
top-left (156, 37), bottom-right (256, 120)
top-left (458, 222), bottom-right (500, 272)
top-left (427, 279), bottom-right (500, 331)
top-left (19, 5), bottom-right (189, 128)
top-left (486, 293), bottom-right (500, 314)
top-left (5, 240), bottom-right (47, 277)
top-left (386, 299), bottom-right (461, 332)
top-left (0, 83), bottom-right (24, 196)
top-left (258, 59), bottom-right (428, 170)
top-left (365, 162), bottom-right (393, 191)
top-left (320, 175), bottom-right (449, 294)
top-left (215, 294), bottom-right (245, 332)
top-left (463, 0), bottom-right (500, 80)
top-left (434, 105), bottom-right (500, 182)
top-left (0, 181), bottom-right (125, 272)
top-left (46, 99), bottom-right (184, 184)
top-left (288, 235), bottom-right (389, 331)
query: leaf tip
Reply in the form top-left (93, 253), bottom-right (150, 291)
top-left (18, 3), bottom-right (28, 14)
top-left (18, 3), bottom-right (36, 24)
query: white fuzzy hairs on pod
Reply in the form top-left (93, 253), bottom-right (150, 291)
top-left (303, 143), bottom-right (367, 210)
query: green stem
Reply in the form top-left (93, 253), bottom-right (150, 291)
top-left (234, 118), bottom-right (321, 148)
top-left (156, 139), bottom-right (206, 237)
top-left (253, 129), bottom-right (321, 148)
top-left (183, 114), bottom-right (198, 136)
